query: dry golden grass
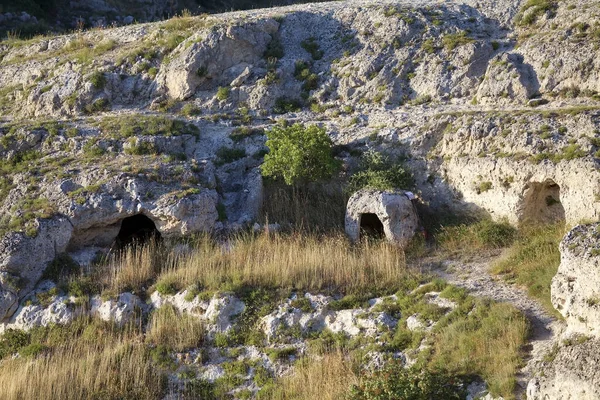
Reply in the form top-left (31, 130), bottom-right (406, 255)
top-left (146, 304), bottom-right (204, 351)
top-left (0, 325), bottom-right (163, 400)
top-left (260, 352), bottom-right (359, 400)
top-left (155, 232), bottom-right (409, 294)
top-left (97, 242), bottom-right (166, 293)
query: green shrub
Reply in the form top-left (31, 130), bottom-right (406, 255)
top-left (347, 150), bottom-right (414, 192)
top-left (216, 86), bottom-right (230, 101)
top-left (83, 98), bottom-right (110, 114)
top-left (301, 37), bottom-right (323, 60)
top-left (43, 253), bottom-right (80, 282)
top-left (88, 71), bottom-right (106, 89)
top-left (19, 343), bottom-right (48, 358)
top-left (273, 97), bottom-right (302, 114)
top-left (477, 181), bottom-right (493, 193)
top-left (124, 139), bottom-right (158, 156)
top-left (442, 32), bottom-right (474, 51)
top-left (516, 0), bottom-right (557, 26)
top-left (290, 297), bottom-right (313, 312)
top-left (261, 123), bottom-right (340, 186)
top-left (266, 347), bottom-right (297, 361)
top-left (264, 36), bottom-right (284, 59)
top-left (155, 278), bottom-right (179, 296)
top-left (349, 364), bottom-right (466, 400)
top-left (215, 147), bottom-right (246, 166)
top-left (94, 115), bottom-right (198, 138)
top-left (0, 329), bottom-right (30, 360)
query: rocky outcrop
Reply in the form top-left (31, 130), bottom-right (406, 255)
top-left (345, 189), bottom-right (418, 247)
top-left (527, 337), bottom-right (600, 400)
top-left (157, 19), bottom-right (279, 100)
top-left (527, 223), bottom-right (600, 399)
top-left (551, 223), bottom-right (600, 337)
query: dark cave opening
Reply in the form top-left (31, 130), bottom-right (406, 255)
top-left (115, 214), bottom-right (162, 249)
top-left (359, 213), bottom-right (385, 240)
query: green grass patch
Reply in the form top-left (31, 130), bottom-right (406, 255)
top-left (491, 224), bottom-right (565, 315)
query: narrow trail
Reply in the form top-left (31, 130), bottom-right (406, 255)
top-left (414, 252), bottom-right (564, 399)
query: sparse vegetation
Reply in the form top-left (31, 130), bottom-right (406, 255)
top-left (347, 150), bottom-right (414, 192)
top-left (516, 0), bottom-right (558, 26)
top-left (492, 224), bottom-right (565, 315)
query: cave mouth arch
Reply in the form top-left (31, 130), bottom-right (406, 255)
top-left (115, 214), bottom-right (162, 249)
top-left (519, 179), bottom-right (565, 226)
top-left (359, 213), bottom-right (385, 240)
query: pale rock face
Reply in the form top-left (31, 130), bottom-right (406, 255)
top-left (149, 290), bottom-right (209, 317)
top-left (345, 189), bottom-right (418, 247)
top-left (476, 53), bottom-right (538, 105)
top-left (551, 224), bottom-right (600, 337)
top-left (158, 19), bottom-right (279, 100)
top-left (406, 314), bottom-right (427, 331)
top-left (260, 293), bottom-right (398, 340)
top-left (0, 217), bottom-right (73, 321)
top-left (527, 338), bottom-right (600, 400)
top-left (151, 291), bottom-right (245, 333)
top-left (90, 292), bottom-right (145, 325)
top-left (0, 281), bottom-right (78, 332)
top-left (205, 293), bottom-right (246, 333)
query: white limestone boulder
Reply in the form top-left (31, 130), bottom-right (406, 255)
top-left (345, 189), bottom-right (419, 247)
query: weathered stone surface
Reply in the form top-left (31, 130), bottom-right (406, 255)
top-left (157, 19), bottom-right (279, 100)
top-left (90, 292), bottom-right (145, 325)
top-left (551, 223), bottom-right (600, 337)
top-left (345, 189), bottom-right (418, 247)
top-left (527, 337), bottom-right (600, 400)
top-left (0, 217), bottom-right (73, 321)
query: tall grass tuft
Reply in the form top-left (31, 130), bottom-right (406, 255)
top-left (0, 318), bottom-right (164, 400)
top-left (260, 182), bottom-right (348, 232)
top-left (146, 304), bottom-right (204, 351)
top-left (258, 352), bottom-right (359, 400)
top-left (155, 232), bottom-right (409, 295)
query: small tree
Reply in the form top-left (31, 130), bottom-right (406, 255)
top-left (261, 123), bottom-right (339, 186)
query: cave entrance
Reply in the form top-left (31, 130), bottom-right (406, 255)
top-left (519, 179), bottom-right (565, 226)
top-left (359, 213), bottom-right (385, 240)
top-left (115, 214), bottom-right (162, 249)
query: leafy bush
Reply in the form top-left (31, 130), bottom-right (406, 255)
top-left (301, 37), bottom-right (323, 60)
top-left (261, 123), bottom-right (340, 186)
top-left (43, 253), bottom-right (80, 282)
top-left (0, 329), bottom-right (30, 360)
top-left (273, 97), bottom-right (303, 114)
top-left (347, 150), bottom-right (414, 192)
top-left (88, 71), bottom-right (106, 89)
top-left (215, 147), bottom-right (246, 166)
top-left (442, 31), bottom-right (473, 51)
top-left (264, 36), bottom-right (284, 59)
top-left (83, 98), bottom-right (110, 114)
top-left (349, 364), bottom-right (466, 400)
top-left (216, 86), bottom-right (230, 101)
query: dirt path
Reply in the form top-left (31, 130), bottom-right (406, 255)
top-left (415, 253), bottom-right (564, 399)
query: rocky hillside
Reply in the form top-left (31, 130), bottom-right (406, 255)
top-left (1, 0), bottom-right (600, 398)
